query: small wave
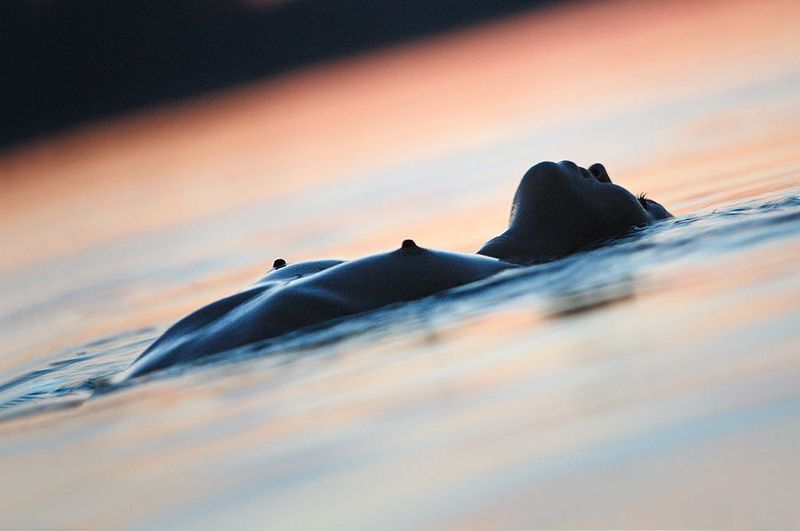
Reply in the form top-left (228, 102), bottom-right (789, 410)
top-left (2, 191), bottom-right (799, 420)
top-left (0, 328), bottom-right (156, 418)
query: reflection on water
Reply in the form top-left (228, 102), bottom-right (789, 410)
top-left (1, 0), bottom-right (800, 528)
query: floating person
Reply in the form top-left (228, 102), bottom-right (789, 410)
top-left (121, 161), bottom-right (672, 379)
top-left (478, 161), bottom-right (672, 263)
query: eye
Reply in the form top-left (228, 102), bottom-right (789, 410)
top-left (637, 193), bottom-right (649, 208)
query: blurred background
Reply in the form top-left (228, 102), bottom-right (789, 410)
top-left (2, 0), bottom-right (800, 528)
top-left (3, 0), bottom-right (557, 148)
top-left (3, 0), bottom-right (798, 277)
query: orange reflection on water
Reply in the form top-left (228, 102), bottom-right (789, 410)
top-left (2, 0), bottom-right (800, 272)
top-left (1, 0), bottom-right (800, 528)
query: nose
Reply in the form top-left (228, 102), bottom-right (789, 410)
top-left (588, 163), bottom-right (612, 183)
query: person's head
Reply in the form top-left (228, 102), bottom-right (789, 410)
top-left (479, 161), bottom-right (672, 263)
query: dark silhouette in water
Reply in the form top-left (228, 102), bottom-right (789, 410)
top-left (123, 161), bottom-right (672, 379)
top-left (479, 161), bottom-right (672, 263)
top-left (123, 242), bottom-right (513, 378)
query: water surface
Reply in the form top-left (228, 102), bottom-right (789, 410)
top-left (1, 0), bottom-right (800, 528)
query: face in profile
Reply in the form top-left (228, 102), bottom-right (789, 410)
top-left (479, 161), bottom-right (672, 263)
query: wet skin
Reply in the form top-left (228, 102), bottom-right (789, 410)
top-left (124, 161), bottom-right (671, 378)
top-left (478, 161), bottom-right (672, 264)
top-left (123, 241), bottom-right (515, 378)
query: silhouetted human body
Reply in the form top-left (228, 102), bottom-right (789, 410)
top-left (478, 161), bottom-right (671, 263)
top-left (123, 161), bottom-right (672, 378)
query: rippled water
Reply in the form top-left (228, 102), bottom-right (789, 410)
top-left (2, 193), bottom-right (799, 415)
top-left (2, 0), bottom-right (800, 528)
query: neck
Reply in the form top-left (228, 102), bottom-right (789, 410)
top-left (480, 224), bottom-right (573, 265)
